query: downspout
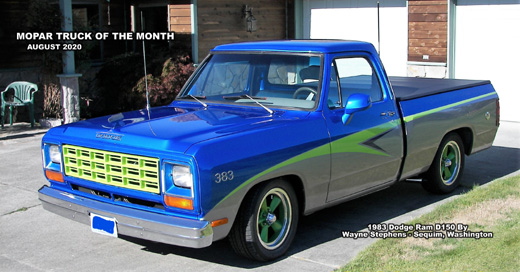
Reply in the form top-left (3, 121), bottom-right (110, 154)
top-left (448, 0), bottom-right (457, 78)
top-left (130, 4), bottom-right (137, 52)
top-left (285, 0), bottom-right (288, 39)
top-left (191, 0), bottom-right (199, 64)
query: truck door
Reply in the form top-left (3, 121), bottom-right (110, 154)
top-left (325, 53), bottom-right (404, 202)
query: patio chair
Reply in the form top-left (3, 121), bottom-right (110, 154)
top-left (1, 81), bottom-right (39, 128)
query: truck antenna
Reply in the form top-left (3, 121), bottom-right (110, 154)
top-left (140, 12), bottom-right (156, 136)
top-left (377, 1), bottom-right (381, 55)
top-left (141, 11), bottom-right (151, 118)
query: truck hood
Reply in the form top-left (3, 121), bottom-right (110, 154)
top-left (46, 105), bottom-right (304, 153)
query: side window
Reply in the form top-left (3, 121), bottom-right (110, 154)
top-left (332, 57), bottom-right (383, 107)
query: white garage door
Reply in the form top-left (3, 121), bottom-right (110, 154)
top-left (303, 0), bottom-right (408, 76)
top-left (455, 0), bottom-right (520, 122)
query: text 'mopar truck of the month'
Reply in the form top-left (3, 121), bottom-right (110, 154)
top-left (38, 40), bottom-right (499, 261)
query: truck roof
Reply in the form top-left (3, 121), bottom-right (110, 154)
top-left (211, 40), bottom-right (378, 54)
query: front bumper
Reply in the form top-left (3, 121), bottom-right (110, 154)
top-left (38, 186), bottom-right (213, 248)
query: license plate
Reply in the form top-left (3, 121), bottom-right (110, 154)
top-left (90, 213), bottom-right (118, 238)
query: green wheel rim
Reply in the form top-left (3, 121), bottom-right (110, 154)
top-left (440, 140), bottom-right (461, 185)
top-left (256, 188), bottom-right (292, 250)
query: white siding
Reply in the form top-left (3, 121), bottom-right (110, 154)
top-left (455, 0), bottom-right (520, 121)
top-left (303, 0), bottom-right (408, 76)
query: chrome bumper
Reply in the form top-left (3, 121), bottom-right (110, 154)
top-left (38, 186), bottom-right (213, 248)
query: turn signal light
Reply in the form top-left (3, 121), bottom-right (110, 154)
top-left (164, 195), bottom-right (194, 210)
top-left (211, 218), bottom-right (229, 228)
top-left (45, 170), bottom-right (64, 183)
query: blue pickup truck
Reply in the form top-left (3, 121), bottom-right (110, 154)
top-left (39, 40), bottom-right (499, 261)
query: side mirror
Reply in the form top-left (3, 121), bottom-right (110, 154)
top-left (342, 93), bottom-right (372, 125)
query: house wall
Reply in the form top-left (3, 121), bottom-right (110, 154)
top-left (407, 0), bottom-right (449, 78)
top-left (454, 0), bottom-right (520, 122)
top-left (169, 3), bottom-right (191, 33)
top-left (167, 3), bottom-right (193, 56)
top-left (197, 0), bottom-right (291, 60)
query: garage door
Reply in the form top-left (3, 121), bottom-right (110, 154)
top-left (303, 0), bottom-right (408, 76)
top-left (454, 0), bottom-right (520, 122)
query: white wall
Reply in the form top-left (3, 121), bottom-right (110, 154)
top-left (303, 0), bottom-right (408, 76)
top-left (455, 0), bottom-right (520, 122)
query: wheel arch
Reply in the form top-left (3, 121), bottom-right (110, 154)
top-left (450, 127), bottom-right (473, 156)
top-left (241, 174), bottom-right (306, 216)
top-left (422, 129), bottom-right (468, 194)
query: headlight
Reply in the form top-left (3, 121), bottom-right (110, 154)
top-left (172, 165), bottom-right (193, 189)
top-left (49, 145), bottom-right (61, 164)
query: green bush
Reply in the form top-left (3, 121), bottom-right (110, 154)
top-left (94, 53), bottom-right (146, 116)
top-left (133, 55), bottom-right (195, 107)
top-left (93, 53), bottom-right (195, 117)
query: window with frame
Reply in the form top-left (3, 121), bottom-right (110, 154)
top-left (328, 57), bottom-right (383, 108)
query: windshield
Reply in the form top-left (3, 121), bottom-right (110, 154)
top-left (180, 53), bottom-right (322, 110)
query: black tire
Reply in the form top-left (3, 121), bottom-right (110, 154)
top-left (229, 179), bottom-right (299, 261)
top-left (422, 133), bottom-right (465, 194)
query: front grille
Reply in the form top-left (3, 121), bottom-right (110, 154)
top-left (63, 145), bottom-right (160, 194)
top-left (71, 184), bottom-right (165, 210)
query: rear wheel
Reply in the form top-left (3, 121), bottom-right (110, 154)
top-left (229, 179), bottom-right (299, 261)
top-left (422, 133), bottom-right (465, 194)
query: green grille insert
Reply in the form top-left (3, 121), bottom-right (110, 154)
top-left (63, 145), bottom-right (160, 194)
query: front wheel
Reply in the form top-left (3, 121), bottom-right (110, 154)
top-left (229, 179), bottom-right (299, 261)
top-left (422, 133), bottom-right (465, 194)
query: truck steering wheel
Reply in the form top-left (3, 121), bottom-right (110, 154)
top-left (293, 87), bottom-right (317, 100)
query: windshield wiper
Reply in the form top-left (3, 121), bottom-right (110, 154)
top-left (223, 94), bottom-right (273, 115)
top-left (179, 95), bottom-right (207, 108)
top-left (223, 94), bottom-right (267, 101)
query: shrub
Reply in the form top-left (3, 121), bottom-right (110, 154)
top-left (93, 52), bottom-right (194, 117)
top-left (41, 76), bottom-right (62, 119)
top-left (133, 55), bottom-right (195, 107)
top-left (94, 53), bottom-right (146, 116)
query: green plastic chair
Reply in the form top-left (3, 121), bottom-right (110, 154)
top-left (1, 81), bottom-right (39, 128)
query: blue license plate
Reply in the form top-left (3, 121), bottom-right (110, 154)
top-left (90, 213), bottom-right (118, 238)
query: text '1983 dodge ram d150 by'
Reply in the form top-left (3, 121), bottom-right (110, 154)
top-left (39, 40), bottom-right (499, 261)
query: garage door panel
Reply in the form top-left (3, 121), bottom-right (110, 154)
top-left (455, 2), bottom-right (520, 121)
top-left (304, 0), bottom-right (408, 76)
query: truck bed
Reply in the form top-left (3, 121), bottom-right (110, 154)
top-left (389, 76), bottom-right (491, 101)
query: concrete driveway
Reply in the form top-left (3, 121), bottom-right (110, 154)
top-left (1, 121), bottom-right (518, 272)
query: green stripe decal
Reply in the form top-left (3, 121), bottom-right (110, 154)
top-left (214, 120), bottom-right (400, 207)
top-left (331, 120), bottom-right (399, 157)
top-left (215, 91), bottom-right (497, 209)
top-left (403, 92), bottom-right (496, 123)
